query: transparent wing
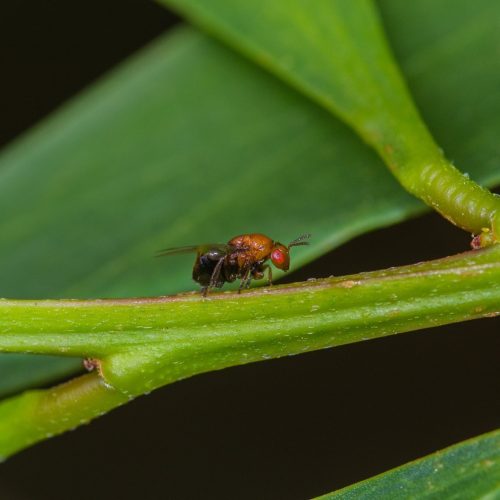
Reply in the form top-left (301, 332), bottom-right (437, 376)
top-left (155, 243), bottom-right (230, 258)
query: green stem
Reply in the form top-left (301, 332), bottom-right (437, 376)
top-left (349, 4), bottom-right (500, 236)
top-left (0, 373), bottom-right (127, 459)
top-left (0, 246), bottom-right (499, 457)
top-left (370, 116), bottom-right (500, 236)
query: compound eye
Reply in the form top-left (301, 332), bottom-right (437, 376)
top-left (271, 249), bottom-right (285, 265)
top-left (271, 247), bottom-right (289, 270)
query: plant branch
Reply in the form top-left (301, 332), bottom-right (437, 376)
top-left (0, 373), bottom-right (127, 459)
top-left (0, 246), bottom-right (499, 457)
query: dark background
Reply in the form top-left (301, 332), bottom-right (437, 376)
top-left (0, 2), bottom-right (498, 499)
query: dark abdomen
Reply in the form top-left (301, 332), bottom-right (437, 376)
top-left (193, 254), bottom-right (219, 287)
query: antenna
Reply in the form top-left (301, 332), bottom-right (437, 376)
top-left (288, 233), bottom-right (311, 248)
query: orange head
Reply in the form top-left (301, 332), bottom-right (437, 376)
top-left (270, 233), bottom-right (311, 271)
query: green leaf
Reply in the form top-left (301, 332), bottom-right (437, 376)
top-left (161, 0), bottom-right (500, 233)
top-left (0, 27), bottom-right (412, 302)
top-left (162, 0), bottom-right (421, 141)
top-left (1, 246), bottom-right (499, 456)
top-left (318, 429), bottom-right (500, 499)
top-left (0, 28), bottom-right (410, 396)
top-left (0, 355), bottom-right (79, 398)
top-left (1, 0), bottom-right (499, 395)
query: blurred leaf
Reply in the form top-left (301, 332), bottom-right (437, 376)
top-left (319, 429), bottom-right (500, 499)
top-left (0, 0), bottom-right (499, 395)
top-left (0, 28), bottom-right (413, 302)
top-left (161, 0), bottom-right (500, 186)
top-left (0, 355), bottom-right (78, 397)
top-left (380, 0), bottom-right (500, 178)
top-left (163, 0), bottom-right (423, 150)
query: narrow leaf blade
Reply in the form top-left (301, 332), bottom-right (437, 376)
top-left (318, 429), bottom-right (500, 499)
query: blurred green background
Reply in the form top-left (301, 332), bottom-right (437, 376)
top-left (0, 1), bottom-right (498, 499)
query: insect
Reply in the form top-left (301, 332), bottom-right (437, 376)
top-left (157, 233), bottom-right (311, 296)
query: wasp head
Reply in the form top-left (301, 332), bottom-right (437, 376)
top-left (271, 233), bottom-right (311, 271)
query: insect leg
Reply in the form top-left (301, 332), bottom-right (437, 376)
top-left (254, 264), bottom-right (272, 286)
top-left (238, 267), bottom-right (252, 293)
top-left (208, 257), bottom-right (225, 290)
top-left (267, 265), bottom-right (273, 286)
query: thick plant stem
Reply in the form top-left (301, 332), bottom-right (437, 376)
top-left (0, 246), bottom-right (499, 457)
top-left (0, 373), bottom-right (128, 459)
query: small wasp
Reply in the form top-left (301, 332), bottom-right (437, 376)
top-left (157, 233), bottom-right (311, 296)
